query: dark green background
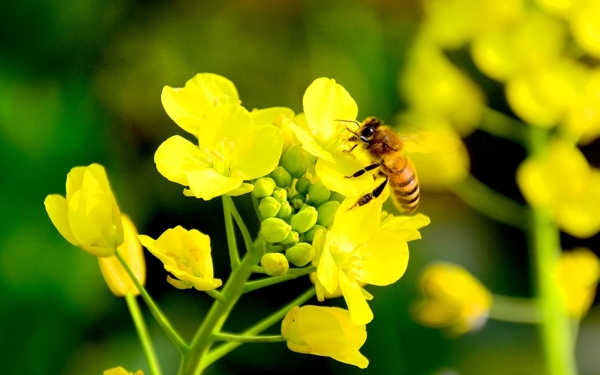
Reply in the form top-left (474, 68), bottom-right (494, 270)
top-left (1, 1), bottom-right (599, 374)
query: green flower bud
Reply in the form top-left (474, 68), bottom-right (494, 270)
top-left (304, 225), bottom-right (326, 242)
top-left (291, 206), bottom-right (318, 233)
top-left (253, 177), bottom-right (276, 198)
top-left (281, 230), bottom-right (299, 247)
top-left (261, 253), bottom-right (289, 276)
top-left (308, 181), bottom-right (331, 206)
top-left (329, 191), bottom-right (346, 204)
top-left (282, 145), bottom-right (308, 178)
top-left (290, 195), bottom-right (305, 210)
top-left (317, 201), bottom-right (340, 227)
top-left (272, 187), bottom-right (288, 203)
top-left (259, 197), bottom-right (281, 218)
top-left (270, 166), bottom-right (293, 188)
top-left (277, 201), bottom-right (293, 220)
top-left (285, 243), bottom-right (315, 267)
top-left (260, 217), bottom-right (292, 243)
top-left (295, 177), bottom-right (312, 195)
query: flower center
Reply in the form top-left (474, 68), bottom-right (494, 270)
top-left (202, 137), bottom-right (236, 176)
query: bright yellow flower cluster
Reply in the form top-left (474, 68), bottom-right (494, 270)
top-left (557, 247), bottom-right (600, 318)
top-left (412, 263), bottom-right (492, 336)
top-left (104, 367), bottom-right (143, 375)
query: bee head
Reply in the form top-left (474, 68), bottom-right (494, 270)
top-left (358, 117), bottom-right (381, 143)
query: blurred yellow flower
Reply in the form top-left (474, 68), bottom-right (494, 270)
top-left (103, 367), bottom-right (143, 375)
top-left (281, 305), bottom-right (368, 369)
top-left (44, 163), bottom-right (124, 258)
top-left (313, 197), bottom-right (428, 325)
top-left (412, 263), bottom-right (492, 335)
top-left (557, 247), bottom-right (600, 318)
top-left (517, 139), bottom-right (600, 238)
top-left (288, 77), bottom-right (358, 162)
top-left (161, 73), bottom-right (239, 137)
top-left (139, 226), bottom-right (222, 291)
top-left (155, 103), bottom-right (284, 200)
top-left (570, 1), bottom-right (600, 58)
top-left (98, 215), bottom-right (146, 297)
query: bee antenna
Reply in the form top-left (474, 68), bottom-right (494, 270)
top-left (335, 119), bottom-right (361, 129)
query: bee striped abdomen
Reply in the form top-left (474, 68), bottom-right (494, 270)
top-left (389, 157), bottom-right (420, 213)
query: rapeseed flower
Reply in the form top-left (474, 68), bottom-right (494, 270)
top-left (413, 263), bottom-right (492, 335)
top-left (281, 305), bottom-right (368, 369)
top-left (157, 73), bottom-right (284, 200)
top-left (313, 197), bottom-right (428, 325)
top-left (44, 163), bottom-right (124, 258)
top-left (103, 367), bottom-right (143, 375)
top-left (98, 215), bottom-right (146, 297)
top-left (557, 248), bottom-right (600, 318)
top-left (139, 226), bottom-right (222, 291)
top-left (517, 139), bottom-right (600, 238)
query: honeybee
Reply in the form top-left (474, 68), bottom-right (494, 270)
top-left (343, 117), bottom-right (420, 214)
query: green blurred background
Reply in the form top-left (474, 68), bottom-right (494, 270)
top-left (1, 0), bottom-right (599, 374)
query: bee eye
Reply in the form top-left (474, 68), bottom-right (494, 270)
top-left (361, 126), bottom-right (374, 138)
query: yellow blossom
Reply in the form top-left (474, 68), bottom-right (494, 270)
top-left (44, 163), bottom-right (124, 258)
top-left (412, 263), bottom-right (492, 336)
top-left (98, 215), bottom-right (146, 297)
top-left (313, 197), bottom-right (429, 325)
top-left (139, 226), bottom-right (222, 291)
top-left (557, 248), bottom-right (600, 318)
top-left (155, 103), bottom-right (284, 200)
top-left (570, 1), bottom-right (600, 58)
top-left (288, 78), bottom-right (358, 162)
top-left (281, 305), bottom-right (368, 369)
top-left (103, 367), bottom-right (143, 375)
top-left (161, 73), bottom-right (239, 137)
top-left (517, 139), bottom-right (600, 238)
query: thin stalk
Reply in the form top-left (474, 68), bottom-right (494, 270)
top-left (480, 107), bottom-right (530, 146)
top-left (225, 195), bottom-right (255, 255)
top-left (204, 288), bottom-right (316, 366)
top-left (212, 332), bottom-right (285, 343)
top-left (526, 126), bottom-right (577, 375)
top-left (125, 292), bottom-right (163, 375)
top-left (243, 267), bottom-right (316, 294)
top-left (488, 294), bottom-right (540, 324)
top-left (222, 196), bottom-right (241, 269)
top-left (115, 249), bottom-right (188, 353)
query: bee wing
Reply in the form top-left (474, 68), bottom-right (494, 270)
top-left (400, 132), bottom-right (462, 154)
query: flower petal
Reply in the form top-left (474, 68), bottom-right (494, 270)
top-left (44, 194), bottom-right (79, 246)
top-left (288, 122), bottom-right (335, 162)
top-left (186, 169), bottom-right (244, 200)
top-left (233, 125), bottom-right (283, 179)
top-left (316, 157), bottom-right (377, 196)
top-left (155, 135), bottom-right (209, 186)
top-left (340, 272), bottom-right (373, 325)
top-left (197, 104), bottom-right (251, 151)
top-left (358, 232), bottom-right (409, 286)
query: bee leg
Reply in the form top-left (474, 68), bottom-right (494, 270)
top-left (349, 177), bottom-right (389, 210)
top-left (343, 143), bottom-right (358, 153)
top-left (345, 163), bottom-right (380, 178)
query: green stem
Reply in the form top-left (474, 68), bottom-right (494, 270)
top-left (222, 196), bottom-right (241, 269)
top-left (212, 332), bottom-right (285, 343)
top-left (480, 107), bottom-right (530, 146)
top-left (243, 267), bottom-right (316, 294)
top-left (115, 250), bottom-right (189, 353)
top-left (488, 294), bottom-right (540, 324)
top-left (205, 289), bottom-right (226, 303)
top-left (450, 174), bottom-right (529, 229)
top-left (225, 195), bottom-right (255, 256)
top-left (204, 288), bottom-right (316, 366)
top-left (526, 127), bottom-right (577, 375)
top-left (179, 240), bottom-right (264, 375)
top-left (125, 292), bottom-right (163, 375)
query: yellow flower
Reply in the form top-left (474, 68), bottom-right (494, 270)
top-left (313, 197), bottom-right (428, 325)
top-left (44, 163), bottom-right (124, 258)
top-left (103, 367), bottom-right (143, 375)
top-left (557, 247), bottom-right (600, 318)
top-left (281, 305), bottom-right (368, 369)
top-left (517, 139), bottom-right (600, 238)
top-left (570, 1), bottom-right (600, 58)
top-left (155, 103), bottom-right (284, 200)
top-left (98, 215), bottom-right (146, 297)
top-left (288, 78), bottom-right (358, 162)
top-left (139, 226), bottom-right (222, 291)
top-left (161, 73), bottom-right (239, 137)
top-left (412, 263), bottom-right (492, 336)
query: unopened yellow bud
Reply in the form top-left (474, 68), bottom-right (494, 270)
top-left (260, 217), bottom-right (292, 243)
top-left (291, 206), bottom-right (318, 233)
top-left (304, 225), bottom-right (326, 243)
top-left (253, 177), bottom-right (277, 198)
top-left (277, 201), bottom-right (293, 221)
top-left (270, 166), bottom-right (293, 188)
top-left (259, 197), bottom-right (281, 218)
top-left (317, 201), bottom-right (340, 227)
top-left (282, 144), bottom-right (309, 178)
top-left (295, 177), bottom-right (312, 195)
top-left (308, 181), bottom-right (331, 206)
top-left (285, 242), bottom-right (315, 267)
top-left (272, 187), bottom-right (288, 203)
top-left (261, 253), bottom-right (289, 276)
top-left (281, 230), bottom-right (300, 247)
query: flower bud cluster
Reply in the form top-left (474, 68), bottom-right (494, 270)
top-left (254, 155), bottom-right (344, 276)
